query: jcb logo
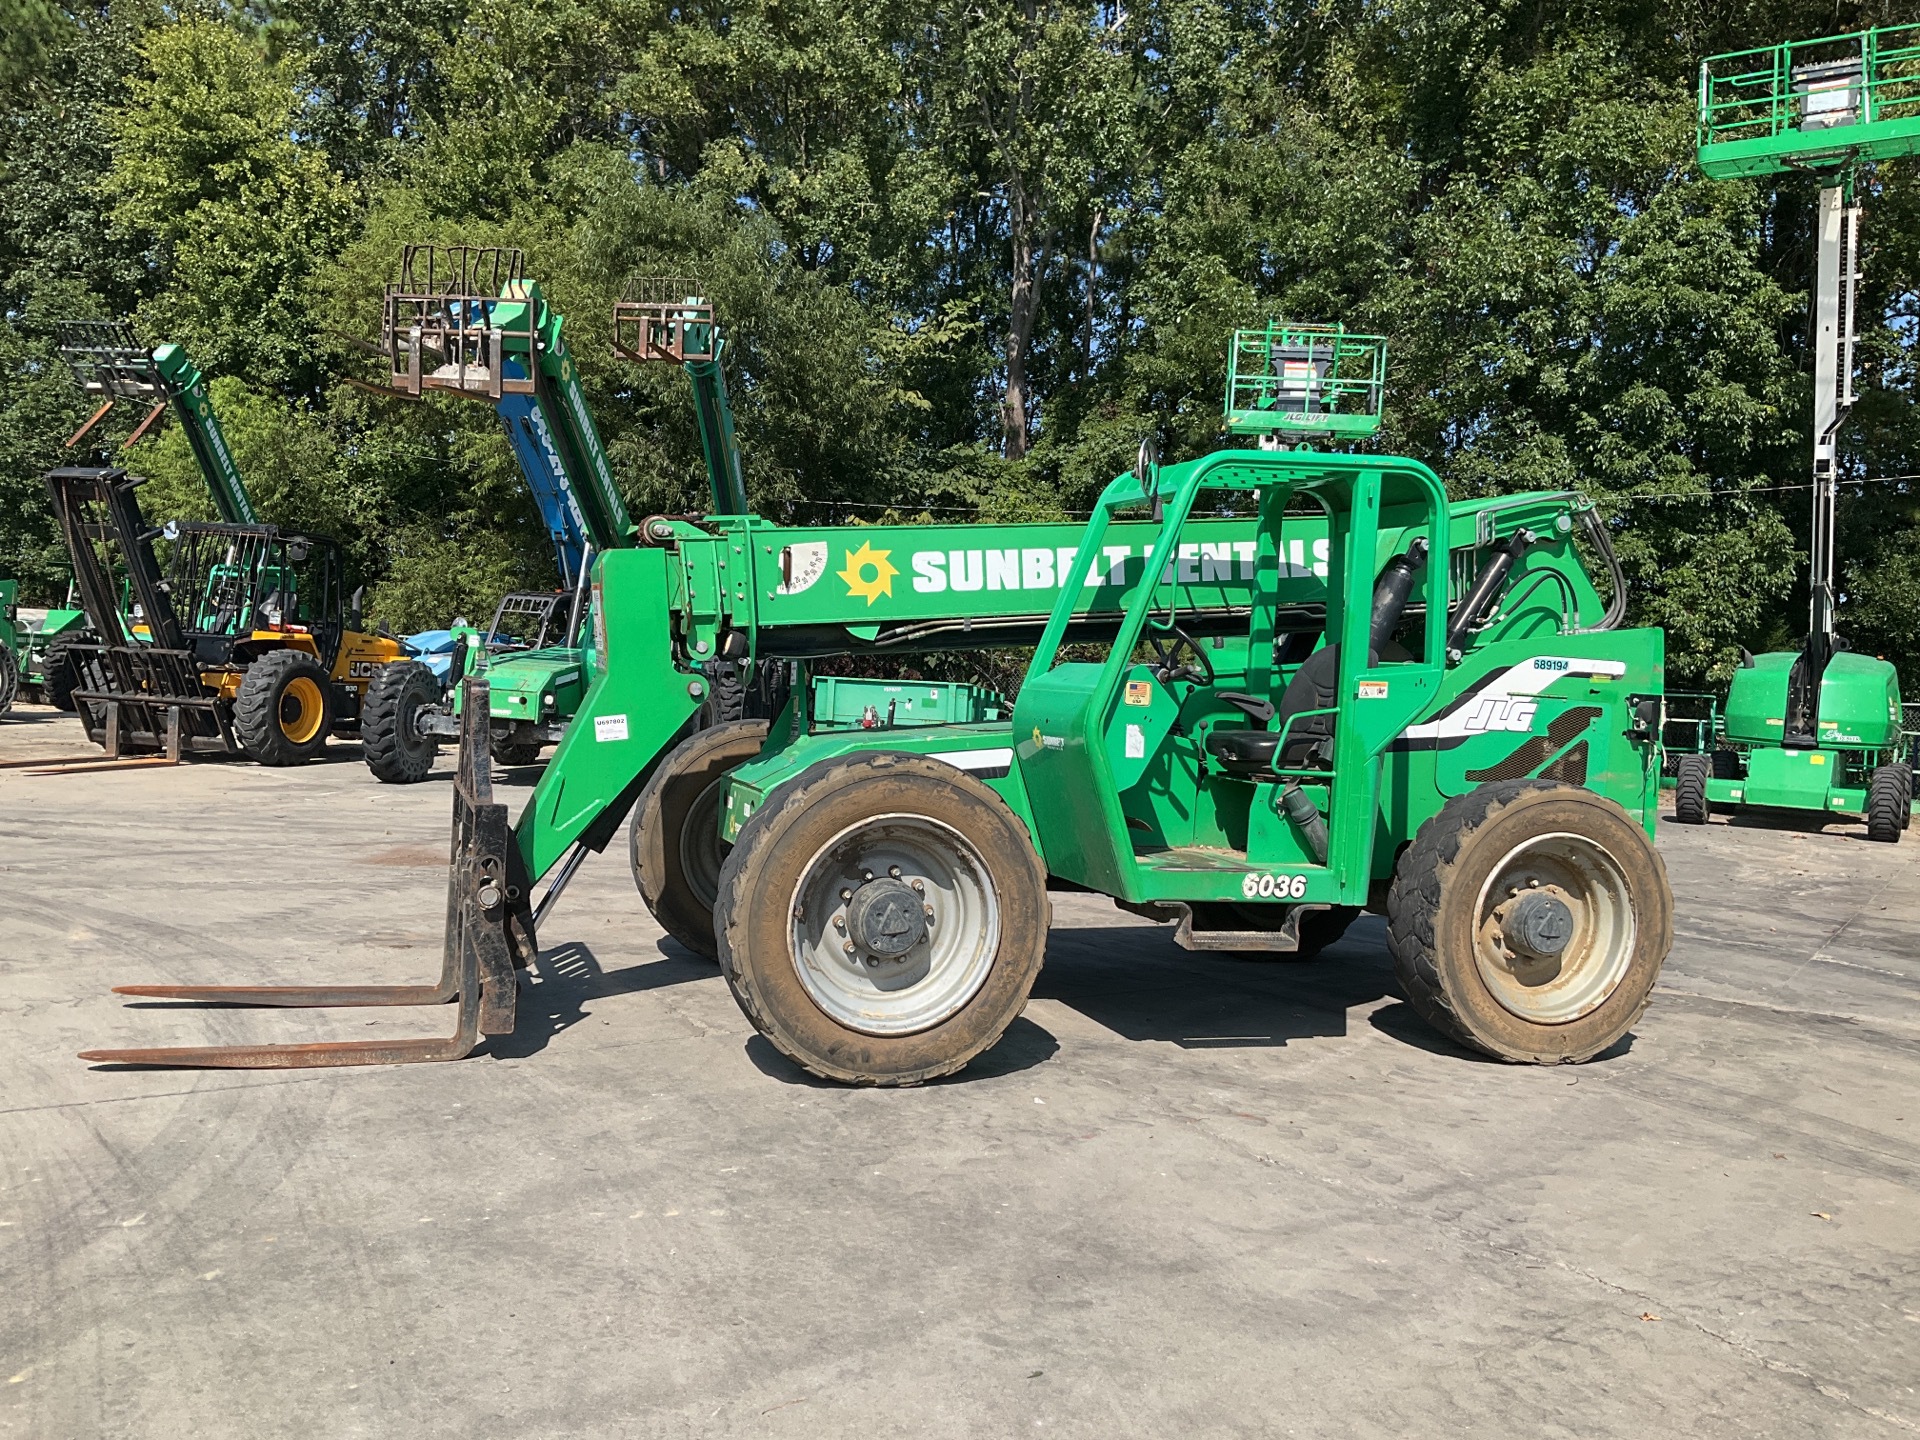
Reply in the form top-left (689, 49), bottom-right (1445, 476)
top-left (1460, 697), bottom-right (1538, 733)
top-left (347, 660), bottom-right (381, 680)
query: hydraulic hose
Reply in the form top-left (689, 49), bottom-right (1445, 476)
top-left (1579, 507), bottom-right (1629, 632)
top-left (1446, 530), bottom-right (1533, 654)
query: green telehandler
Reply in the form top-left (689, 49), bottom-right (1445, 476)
top-left (80, 323), bottom-right (1669, 1078)
top-left (0, 578), bottom-right (20, 716)
top-left (1680, 24), bottom-right (1920, 840)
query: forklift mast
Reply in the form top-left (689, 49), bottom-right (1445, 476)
top-left (55, 321), bottom-right (259, 527)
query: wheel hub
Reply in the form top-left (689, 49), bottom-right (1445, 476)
top-left (1501, 889), bottom-right (1574, 958)
top-left (1472, 832), bottom-right (1636, 1026)
top-left (844, 878), bottom-right (929, 959)
top-left (789, 815), bottom-right (998, 1036)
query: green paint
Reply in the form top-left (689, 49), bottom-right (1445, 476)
top-left (716, 446), bottom-right (1662, 914)
top-left (151, 343), bottom-right (258, 526)
top-left (1698, 23), bottom-right (1920, 179)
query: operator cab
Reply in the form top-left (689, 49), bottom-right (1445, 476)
top-left (1010, 450), bottom-right (1449, 906)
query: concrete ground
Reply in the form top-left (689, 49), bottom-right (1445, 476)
top-left (2, 703), bottom-right (1916, 1439)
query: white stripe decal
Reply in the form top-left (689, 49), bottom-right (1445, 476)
top-left (927, 747), bottom-right (1015, 773)
top-left (1401, 657), bottom-right (1627, 741)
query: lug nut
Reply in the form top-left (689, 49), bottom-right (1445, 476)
top-left (843, 940), bottom-right (857, 955)
top-left (888, 865), bottom-right (902, 879)
top-left (910, 879), bottom-right (925, 894)
top-left (833, 915), bottom-right (846, 932)
top-left (861, 869), bottom-right (874, 883)
top-left (840, 888), bottom-right (853, 903)
top-left (923, 904), bottom-right (935, 921)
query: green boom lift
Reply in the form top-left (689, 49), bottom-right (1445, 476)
top-left (79, 324), bottom-right (1667, 1077)
top-left (1681, 23), bottom-right (1920, 840)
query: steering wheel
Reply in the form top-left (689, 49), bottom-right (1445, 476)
top-left (1145, 621), bottom-right (1215, 690)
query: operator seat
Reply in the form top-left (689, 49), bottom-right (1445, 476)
top-left (1204, 644), bottom-right (1342, 776)
top-left (1202, 537), bottom-right (1428, 778)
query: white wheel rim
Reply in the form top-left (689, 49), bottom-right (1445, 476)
top-left (1471, 831), bottom-right (1636, 1025)
top-left (787, 813), bottom-right (1000, 1037)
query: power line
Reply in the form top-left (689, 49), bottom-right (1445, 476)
top-left (1615, 473), bottom-right (1919, 504)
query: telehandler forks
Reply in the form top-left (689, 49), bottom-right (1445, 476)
top-left (79, 676), bottom-right (527, 1068)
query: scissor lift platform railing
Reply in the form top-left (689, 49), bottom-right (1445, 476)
top-left (1698, 23), bottom-right (1920, 179)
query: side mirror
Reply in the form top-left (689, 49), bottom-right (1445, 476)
top-left (348, 584), bottom-right (365, 631)
top-left (1137, 436), bottom-right (1162, 524)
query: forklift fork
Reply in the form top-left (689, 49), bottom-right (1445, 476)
top-left (79, 677), bottom-right (532, 1069)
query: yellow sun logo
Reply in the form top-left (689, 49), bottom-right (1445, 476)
top-left (838, 541), bottom-right (897, 605)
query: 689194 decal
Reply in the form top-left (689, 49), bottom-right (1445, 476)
top-left (1241, 872), bottom-right (1308, 900)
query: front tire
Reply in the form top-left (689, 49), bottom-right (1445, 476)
top-left (1387, 778), bottom-right (1672, 1064)
top-left (1673, 754), bottom-right (1709, 825)
top-left (630, 720), bottom-right (769, 960)
top-left (1866, 765), bottom-right (1905, 844)
top-left (0, 644), bottom-right (17, 718)
top-left (715, 751), bottom-right (1050, 1086)
top-left (363, 660), bottom-right (442, 784)
top-left (233, 649), bottom-right (334, 766)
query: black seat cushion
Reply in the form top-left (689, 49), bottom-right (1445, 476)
top-left (1205, 729), bottom-right (1281, 774)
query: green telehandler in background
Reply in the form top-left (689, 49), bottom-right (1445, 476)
top-left (0, 578), bottom-right (21, 716)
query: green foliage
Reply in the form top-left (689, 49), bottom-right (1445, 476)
top-left (106, 17), bottom-right (354, 390)
top-left (0, 0), bottom-right (1914, 694)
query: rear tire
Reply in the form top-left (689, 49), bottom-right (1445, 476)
top-left (0, 645), bottom-right (17, 718)
top-left (1866, 765), bottom-right (1905, 844)
top-left (715, 750), bottom-right (1050, 1086)
top-left (1712, 749), bottom-right (1740, 780)
top-left (1673, 754), bottom-right (1710, 825)
top-left (233, 649), bottom-right (334, 766)
top-left (362, 660), bottom-right (442, 784)
top-left (630, 720), bottom-right (769, 960)
top-left (1386, 778), bottom-right (1671, 1064)
top-left (42, 639), bottom-right (80, 712)
top-left (490, 739), bottom-right (544, 768)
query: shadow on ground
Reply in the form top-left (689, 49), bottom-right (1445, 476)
top-left (487, 940), bottom-right (712, 1059)
top-left (1033, 914), bottom-right (1400, 1051)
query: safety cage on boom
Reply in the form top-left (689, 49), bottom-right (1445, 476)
top-left (384, 244), bottom-right (538, 401)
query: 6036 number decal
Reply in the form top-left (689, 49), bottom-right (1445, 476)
top-left (1241, 872), bottom-right (1308, 900)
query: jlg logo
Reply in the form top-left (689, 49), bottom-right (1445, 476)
top-left (1459, 697), bottom-right (1538, 733)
